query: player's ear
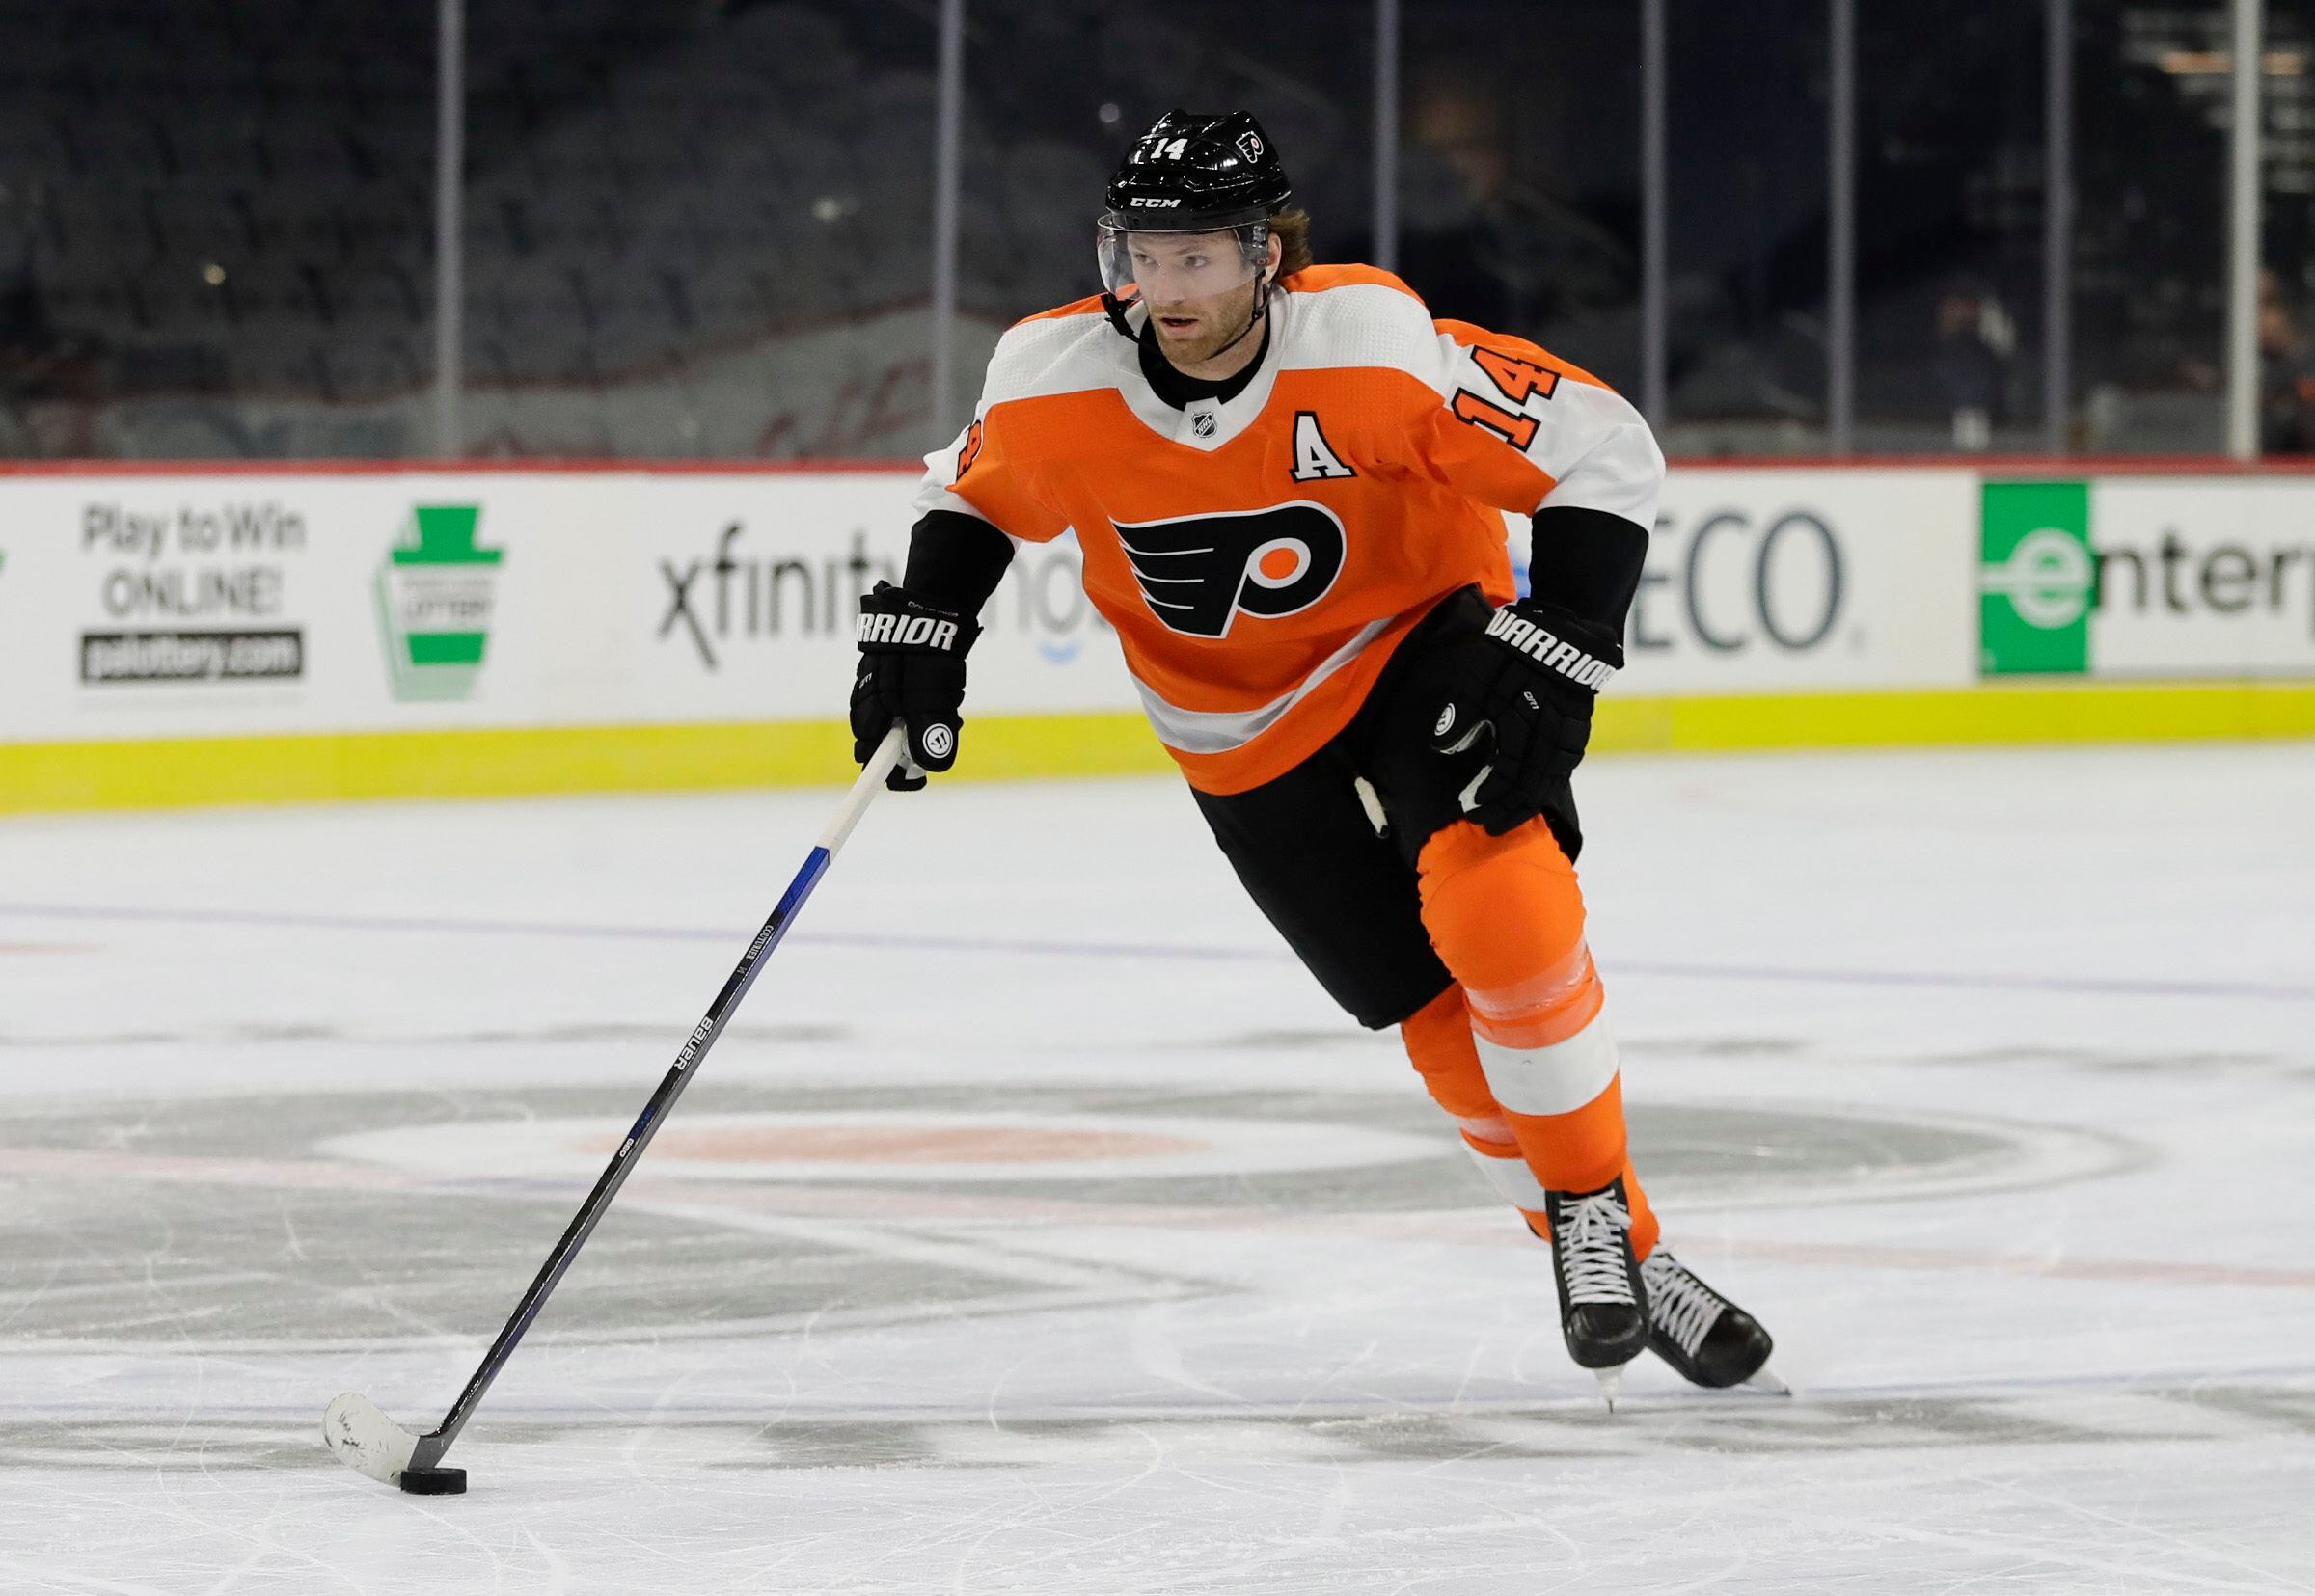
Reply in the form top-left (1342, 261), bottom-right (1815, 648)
top-left (1264, 230), bottom-right (1283, 284)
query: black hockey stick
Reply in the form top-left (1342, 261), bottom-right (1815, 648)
top-left (323, 726), bottom-right (911, 1494)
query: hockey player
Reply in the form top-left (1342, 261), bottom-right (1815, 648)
top-left (850, 111), bottom-right (1774, 1398)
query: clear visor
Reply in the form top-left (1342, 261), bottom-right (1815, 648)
top-left (1097, 217), bottom-right (1270, 305)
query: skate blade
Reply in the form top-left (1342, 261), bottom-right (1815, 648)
top-left (1741, 1366), bottom-right (1792, 1397)
top-left (1593, 1366), bottom-right (1622, 1412)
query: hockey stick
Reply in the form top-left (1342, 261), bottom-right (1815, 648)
top-left (323, 724), bottom-right (911, 1495)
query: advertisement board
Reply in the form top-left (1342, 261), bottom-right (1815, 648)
top-left (74, 494), bottom-right (313, 691)
top-left (0, 472), bottom-right (1141, 746)
top-left (4, 466), bottom-right (1984, 748)
top-left (5, 463), bottom-right (2312, 812)
top-left (1620, 469), bottom-right (1975, 694)
top-left (1979, 477), bottom-right (2315, 679)
top-left (618, 475), bottom-right (1132, 723)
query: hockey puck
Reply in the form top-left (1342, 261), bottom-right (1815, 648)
top-left (397, 1466), bottom-right (467, 1496)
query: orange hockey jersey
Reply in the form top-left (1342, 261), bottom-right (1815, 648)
top-left (913, 264), bottom-right (1665, 795)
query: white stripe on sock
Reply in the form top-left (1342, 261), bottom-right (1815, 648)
top-left (1471, 999), bottom-right (1621, 1117)
top-left (1463, 1140), bottom-right (1553, 1211)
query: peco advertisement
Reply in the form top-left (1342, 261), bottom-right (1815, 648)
top-left (1617, 469), bottom-right (1976, 694)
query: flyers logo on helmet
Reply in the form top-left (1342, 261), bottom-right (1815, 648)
top-left (1113, 501), bottom-right (1346, 638)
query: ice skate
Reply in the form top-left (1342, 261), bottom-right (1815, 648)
top-left (1539, 1178), bottom-right (1649, 1393)
top-left (1640, 1248), bottom-right (1782, 1392)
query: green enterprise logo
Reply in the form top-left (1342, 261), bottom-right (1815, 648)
top-left (375, 504), bottom-right (504, 701)
top-left (1979, 481), bottom-right (2092, 676)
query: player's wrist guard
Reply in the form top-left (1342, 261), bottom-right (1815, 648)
top-left (1428, 598), bottom-right (1622, 836)
top-left (851, 580), bottom-right (981, 792)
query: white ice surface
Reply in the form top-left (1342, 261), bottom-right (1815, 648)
top-left (3, 744), bottom-right (2314, 1592)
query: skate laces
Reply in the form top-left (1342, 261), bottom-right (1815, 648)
top-left (1642, 1251), bottom-right (1723, 1356)
top-left (1554, 1191), bottom-right (1636, 1306)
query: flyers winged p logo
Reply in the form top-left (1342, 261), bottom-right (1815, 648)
top-left (1113, 501), bottom-right (1346, 638)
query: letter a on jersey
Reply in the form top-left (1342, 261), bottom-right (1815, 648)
top-left (1290, 412), bottom-right (1355, 482)
top-left (1114, 501), bottom-right (1347, 638)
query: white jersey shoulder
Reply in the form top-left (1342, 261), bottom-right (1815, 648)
top-left (1277, 267), bottom-right (1661, 525)
top-left (980, 301), bottom-right (1132, 409)
top-left (912, 301), bottom-right (1129, 523)
top-left (1428, 331), bottom-right (1663, 525)
top-left (1274, 269), bottom-right (1445, 384)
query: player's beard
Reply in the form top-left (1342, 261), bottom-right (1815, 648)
top-left (1147, 282), bottom-right (1262, 371)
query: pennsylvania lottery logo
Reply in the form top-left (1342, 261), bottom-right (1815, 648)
top-left (1978, 482), bottom-right (2092, 676)
top-left (375, 504), bottom-right (504, 701)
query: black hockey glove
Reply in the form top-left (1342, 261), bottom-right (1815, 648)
top-left (851, 580), bottom-right (981, 792)
top-left (1428, 598), bottom-right (1621, 837)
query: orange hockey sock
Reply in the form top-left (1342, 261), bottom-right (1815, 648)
top-left (1401, 981), bottom-right (1660, 1257)
top-left (1409, 816), bottom-right (1660, 1258)
top-left (1401, 983), bottom-right (1551, 1228)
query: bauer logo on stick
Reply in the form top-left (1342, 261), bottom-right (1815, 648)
top-left (1113, 500), bottom-right (1346, 638)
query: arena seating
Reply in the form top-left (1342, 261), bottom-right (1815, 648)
top-left (2, 0), bottom-right (1340, 456)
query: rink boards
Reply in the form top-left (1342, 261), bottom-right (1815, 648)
top-left (4, 460), bottom-right (2314, 810)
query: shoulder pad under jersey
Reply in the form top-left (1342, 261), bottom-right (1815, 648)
top-left (978, 296), bottom-right (1129, 413)
top-left (1274, 264), bottom-right (1446, 387)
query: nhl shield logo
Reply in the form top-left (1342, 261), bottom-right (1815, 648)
top-left (1191, 411), bottom-right (1217, 439)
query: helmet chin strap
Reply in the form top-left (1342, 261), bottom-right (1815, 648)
top-left (1202, 274), bottom-right (1272, 364)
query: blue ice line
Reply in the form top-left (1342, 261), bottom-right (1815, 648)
top-left (3, 900), bottom-right (2312, 1004)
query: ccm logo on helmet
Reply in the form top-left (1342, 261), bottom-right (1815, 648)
top-left (1129, 197), bottom-right (1184, 208)
top-left (1113, 501), bottom-right (1346, 638)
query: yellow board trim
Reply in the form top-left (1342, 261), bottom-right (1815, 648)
top-left (1593, 679), bottom-right (2315, 753)
top-left (0, 714), bottom-right (1171, 815)
top-left (6, 683), bottom-right (2315, 815)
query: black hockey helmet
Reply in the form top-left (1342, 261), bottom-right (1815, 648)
top-left (1097, 111), bottom-right (1294, 318)
top-left (1103, 109), bottom-right (1294, 230)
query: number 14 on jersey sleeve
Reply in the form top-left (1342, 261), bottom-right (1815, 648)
top-left (1450, 346), bottom-right (1563, 451)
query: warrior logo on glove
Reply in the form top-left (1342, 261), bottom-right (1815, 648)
top-left (1427, 596), bottom-right (1624, 837)
top-left (851, 581), bottom-right (980, 792)
top-left (1480, 607), bottom-right (1616, 690)
top-left (856, 610), bottom-right (963, 653)
top-left (1114, 501), bottom-right (1346, 638)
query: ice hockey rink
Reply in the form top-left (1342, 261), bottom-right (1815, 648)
top-left (3, 742), bottom-right (2311, 1593)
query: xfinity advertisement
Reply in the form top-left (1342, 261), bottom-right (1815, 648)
top-left (631, 477), bottom-right (1133, 719)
